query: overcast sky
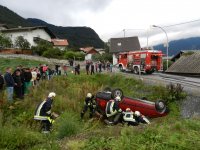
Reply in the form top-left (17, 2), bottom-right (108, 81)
top-left (1, 0), bottom-right (200, 47)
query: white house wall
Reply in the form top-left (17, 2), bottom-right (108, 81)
top-left (113, 54), bottom-right (118, 65)
top-left (85, 54), bottom-right (92, 60)
top-left (5, 29), bottom-right (52, 47)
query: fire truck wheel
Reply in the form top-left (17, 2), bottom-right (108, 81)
top-left (119, 66), bottom-right (123, 72)
top-left (134, 67), bottom-right (139, 74)
top-left (111, 88), bottom-right (124, 99)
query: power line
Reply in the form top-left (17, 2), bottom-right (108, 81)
top-left (160, 18), bottom-right (200, 28)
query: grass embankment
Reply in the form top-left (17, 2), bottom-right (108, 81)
top-left (0, 59), bottom-right (199, 149)
top-left (0, 58), bottom-right (44, 72)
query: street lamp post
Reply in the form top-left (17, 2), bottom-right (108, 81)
top-left (123, 29), bottom-right (126, 37)
top-left (152, 25), bottom-right (169, 70)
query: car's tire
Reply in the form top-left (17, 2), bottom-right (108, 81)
top-left (111, 88), bottom-right (124, 99)
top-left (104, 87), bottom-right (112, 92)
top-left (155, 100), bottom-right (166, 113)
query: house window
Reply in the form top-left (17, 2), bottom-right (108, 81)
top-left (117, 43), bottom-right (121, 46)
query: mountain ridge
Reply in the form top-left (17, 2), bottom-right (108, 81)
top-left (153, 37), bottom-right (200, 56)
top-left (0, 5), bottom-right (104, 48)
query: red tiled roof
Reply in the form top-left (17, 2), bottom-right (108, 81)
top-left (80, 47), bottom-right (99, 54)
top-left (80, 47), bottom-right (94, 53)
top-left (51, 39), bottom-right (69, 46)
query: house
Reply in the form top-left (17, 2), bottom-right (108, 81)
top-left (80, 47), bottom-right (99, 60)
top-left (171, 50), bottom-right (200, 62)
top-left (0, 26), bottom-right (56, 47)
top-left (95, 48), bottom-right (105, 54)
top-left (166, 50), bottom-right (200, 75)
top-left (109, 36), bottom-right (141, 65)
top-left (51, 39), bottom-right (69, 50)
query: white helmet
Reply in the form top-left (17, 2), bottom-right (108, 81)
top-left (48, 92), bottom-right (56, 98)
top-left (115, 96), bottom-right (121, 102)
top-left (126, 108), bottom-right (131, 112)
top-left (87, 93), bottom-right (92, 98)
top-left (134, 111), bottom-right (141, 117)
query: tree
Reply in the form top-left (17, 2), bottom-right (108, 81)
top-left (92, 53), bottom-right (113, 62)
top-left (0, 33), bottom-right (12, 48)
top-left (15, 36), bottom-right (30, 49)
top-left (31, 40), bottom-right (53, 56)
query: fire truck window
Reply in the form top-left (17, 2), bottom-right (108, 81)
top-left (141, 54), bottom-right (146, 58)
top-left (151, 55), bottom-right (158, 59)
top-left (122, 54), bottom-right (127, 58)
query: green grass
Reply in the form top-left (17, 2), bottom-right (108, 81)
top-left (0, 58), bottom-right (44, 72)
top-left (0, 58), bottom-right (199, 149)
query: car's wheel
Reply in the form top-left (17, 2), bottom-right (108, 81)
top-left (103, 87), bottom-right (112, 92)
top-left (155, 100), bottom-right (166, 113)
top-left (111, 88), bottom-right (124, 99)
top-left (134, 67), bottom-right (139, 74)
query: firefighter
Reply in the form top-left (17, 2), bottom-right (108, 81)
top-left (122, 108), bottom-right (137, 126)
top-left (122, 109), bottom-right (150, 126)
top-left (104, 96), bottom-right (122, 125)
top-left (134, 111), bottom-right (150, 124)
top-left (34, 92), bottom-right (57, 133)
top-left (80, 93), bottom-right (96, 119)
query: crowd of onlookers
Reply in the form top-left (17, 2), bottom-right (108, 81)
top-left (0, 60), bottom-right (114, 102)
top-left (85, 60), bottom-right (113, 75)
top-left (0, 64), bottom-right (66, 102)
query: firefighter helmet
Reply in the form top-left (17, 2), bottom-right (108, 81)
top-left (87, 93), bottom-right (92, 98)
top-left (115, 96), bottom-right (121, 102)
top-left (48, 92), bottom-right (56, 98)
top-left (134, 111), bottom-right (141, 117)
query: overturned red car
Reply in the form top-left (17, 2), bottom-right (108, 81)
top-left (95, 88), bottom-right (169, 118)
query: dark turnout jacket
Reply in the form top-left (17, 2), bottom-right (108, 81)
top-left (4, 72), bottom-right (15, 87)
top-left (34, 98), bottom-right (53, 120)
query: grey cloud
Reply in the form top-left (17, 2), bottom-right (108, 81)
top-left (0, 0), bottom-right (113, 26)
top-left (111, 21), bottom-right (200, 47)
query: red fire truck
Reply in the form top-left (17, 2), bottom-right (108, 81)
top-left (118, 50), bottom-right (163, 74)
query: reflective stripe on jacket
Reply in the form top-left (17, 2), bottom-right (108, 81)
top-left (106, 100), bottom-right (118, 117)
top-left (34, 98), bottom-right (53, 120)
top-left (123, 112), bottom-right (136, 122)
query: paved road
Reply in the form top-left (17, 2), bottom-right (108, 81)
top-left (117, 71), bottom-right (200, 96)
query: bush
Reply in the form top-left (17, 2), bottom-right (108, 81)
top-left (55, 112), bottom-right (82, 139)
top-left (92, 53), bottom-right (113, 62)
top-left (0, 126), bottom-right (45, 150)
top-left (0, 33), bottom-right (12, 48)
top-left (166, 83), bottom-right (186, 104)
top-left (31, 40), bottom-right (53, 56)
top-left (64, 51), bottom-right (85, 61)
top-left (15, 36), bottom-right (30, 49)
top-left (163, 60), bottom-right (173, 71)
top-left (42, 47), bottom-right (64, 59)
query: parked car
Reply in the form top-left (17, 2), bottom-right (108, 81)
top-left (95, 88), bottom-right (169, 118)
